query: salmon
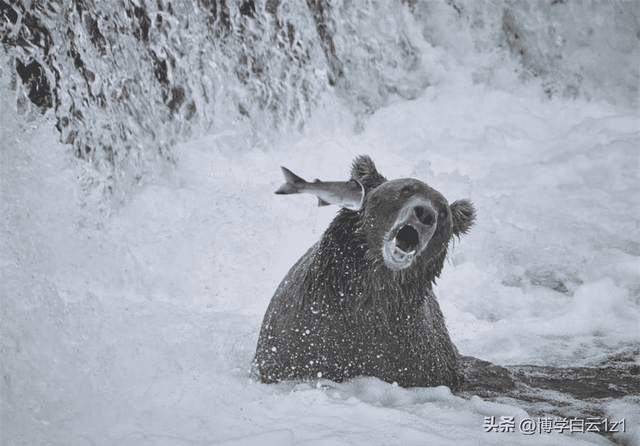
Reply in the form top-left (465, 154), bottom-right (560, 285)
top-left (275, 166), bottom-right (364, 211)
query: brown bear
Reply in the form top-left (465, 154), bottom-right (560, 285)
top-left (253, 155), bottom-right (475, 388)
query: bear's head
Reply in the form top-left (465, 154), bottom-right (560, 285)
top-left (351, 155), bottom-right (475, 273)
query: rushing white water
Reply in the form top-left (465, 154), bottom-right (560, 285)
top-left (2, 1), bottom-right (639, 445)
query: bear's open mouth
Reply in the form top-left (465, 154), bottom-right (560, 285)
top-left (395, 224), bottom-right (419, 253)
top-left (382, 224), bottom-right (420, 269)
top-left (381, 199), bottom-right (440, 270)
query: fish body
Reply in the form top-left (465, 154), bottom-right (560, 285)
top-left (275, 166), bottom-right (364, 211)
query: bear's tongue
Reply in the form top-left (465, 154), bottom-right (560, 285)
top-left (395, 225), bottom-right (419, 253)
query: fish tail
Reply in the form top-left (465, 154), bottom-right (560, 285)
top-left (275, 166), bottom-right (306, 194)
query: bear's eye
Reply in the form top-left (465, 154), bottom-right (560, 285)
top-left (401, 186), bottom-right (412, 197)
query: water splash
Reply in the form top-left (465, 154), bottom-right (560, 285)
top-left (409, 0), bottom-right (639, 105)
top-left (2, 0), bottom-right (638, 204)
top-left (1, 0), bottom-right (329, 196)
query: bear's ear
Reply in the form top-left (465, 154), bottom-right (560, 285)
top-left (450, 199), bottom-right (475, 238)
top-left (351, 155), bottom-right (387, 193)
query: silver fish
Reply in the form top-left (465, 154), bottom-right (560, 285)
top-left (275, 166), bottom-right (364, 211)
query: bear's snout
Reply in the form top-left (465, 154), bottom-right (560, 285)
top-left (382, 198), bottom-right (441, 270)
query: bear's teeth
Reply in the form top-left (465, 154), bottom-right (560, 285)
top-left (393, 245), bottom-right (415, 259)
top-left (392, 238), bottom-right (416, 257)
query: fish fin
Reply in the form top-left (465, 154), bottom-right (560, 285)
top-left (275, 166), bottom-right (306, 194)
top-left (281, 166), bottom-right (306, 184)
top-left (317, 197), bottom-right (331, 207)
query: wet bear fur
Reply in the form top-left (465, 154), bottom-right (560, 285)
top-left (253, 155), bottom-right (475, 388)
